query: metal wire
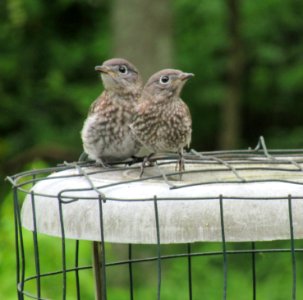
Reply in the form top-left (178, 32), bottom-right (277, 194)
top-left (187, 243), bottom-right (193, 300)
top-left (13, 187), bottom-right (22, 300)
top-left (75, 240), bottom-right (81, 300)
top-left (251, 242), bottom-right (257, 300)
top-left (288, 195), bottom-right (297, 300)
top-left (154, 196), bottom-right (162, 300)
top-left (98, 195), bottom-right (107, 300)
top-left (219, 195), bottom-right (227, 300)
top-left (7, 137), bottom-right (303, 299)
top-left (31, 192), bottom-right (41, 299)
top-left (128, 244), bottom-right (134, 300)
top-left (58, 193), bottom-right (67, 300)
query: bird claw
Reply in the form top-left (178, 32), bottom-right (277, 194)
top-left (95, 158), bottom-right (110, 168)
top-left (78, 152), bottom-right (89, 162)
top-left (126, 156), bottom-right (144, 166)
top-left (140, 157), bottom-right (148, 178)
top-left (139, 154), bottom-right (154, 178)
top-left (175, 153), bottom-right (185, 180)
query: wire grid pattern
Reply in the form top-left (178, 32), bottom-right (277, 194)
top-left (7, 137), bottom-right (303, 300)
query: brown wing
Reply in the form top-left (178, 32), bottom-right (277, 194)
top-left (130, 97), bottom-right (160, 152)
top-left (181, 101), bottom-right (192, 148)
top-left (87, 92), bottom-right (108, 115)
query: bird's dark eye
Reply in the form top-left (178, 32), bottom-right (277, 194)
top-left (160, 75), bottom-right (170, 84)
top-left (118, 65), bottom-right (128, 74)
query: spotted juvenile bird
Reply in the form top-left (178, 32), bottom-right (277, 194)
top-left (81, 58), bottom-right (143, 165)
top-left (129, 69), bottom-right (193, 175)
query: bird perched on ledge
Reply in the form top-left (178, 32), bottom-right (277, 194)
top-left (81, 58), bottom-right (143, 166)
top-left (129, 69), bottom-right (193, 176)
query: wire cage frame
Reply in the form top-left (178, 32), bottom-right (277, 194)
top-left (6, 137), bottom-right (303, 300)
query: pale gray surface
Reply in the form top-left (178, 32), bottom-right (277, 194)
top-left (21, 161), bottom-right (303, 244)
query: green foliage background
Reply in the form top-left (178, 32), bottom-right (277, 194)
top-left (1, 0), bottom-right (303, 299)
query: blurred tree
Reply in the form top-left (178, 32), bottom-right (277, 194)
top-left (174, 0), bottom-right (228, 150)
top-left (111, 0), bottom-right (173, 80)
top-left (219, 0), bottom-right (244, 149)
top-left (241, 0), bottom-right (303, 148)
top-left (0, 0), bottom-right (110, 190)
top-left (1, 0), bottom-right (303, 194)
top-left (1, 0), bottom-right (303, 297)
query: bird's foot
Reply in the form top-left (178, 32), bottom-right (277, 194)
top-left (126, 156), bottom-right (144, 166)
top-left (140, 154), bottom-right (154, 178)
top-left (78, 152), bottom-right (89, 162)
top-left (95, 158), bottom-right (111, 168)
top-left (175, 153), bottom-right (185, 180)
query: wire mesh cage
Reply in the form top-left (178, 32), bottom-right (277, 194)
top-left (7, 137), bottom-right (303, 300)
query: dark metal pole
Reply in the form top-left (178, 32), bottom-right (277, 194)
top-left (92, 242), bottom-right (103, 300)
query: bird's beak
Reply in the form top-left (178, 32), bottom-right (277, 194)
top-left (178, 72), bottom-right (194, 81)
top-left (95, 65), bottom-right (112, 75)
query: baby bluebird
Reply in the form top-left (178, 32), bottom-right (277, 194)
top-left (130, 69), bottom-right (193, 176)
top-left (81, 58), bottom-right (142, 165)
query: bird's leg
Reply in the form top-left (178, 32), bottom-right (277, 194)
top-left (95, 157), bottom-right (110, 168)
top-left (176, 150), bottom-right (185, 180)
top-left (78, 152), bottom-right (89, 162)
top-left (127, 156), bottom-right (144, 166)
top-left (140, 153), bottom-right (154, 178)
